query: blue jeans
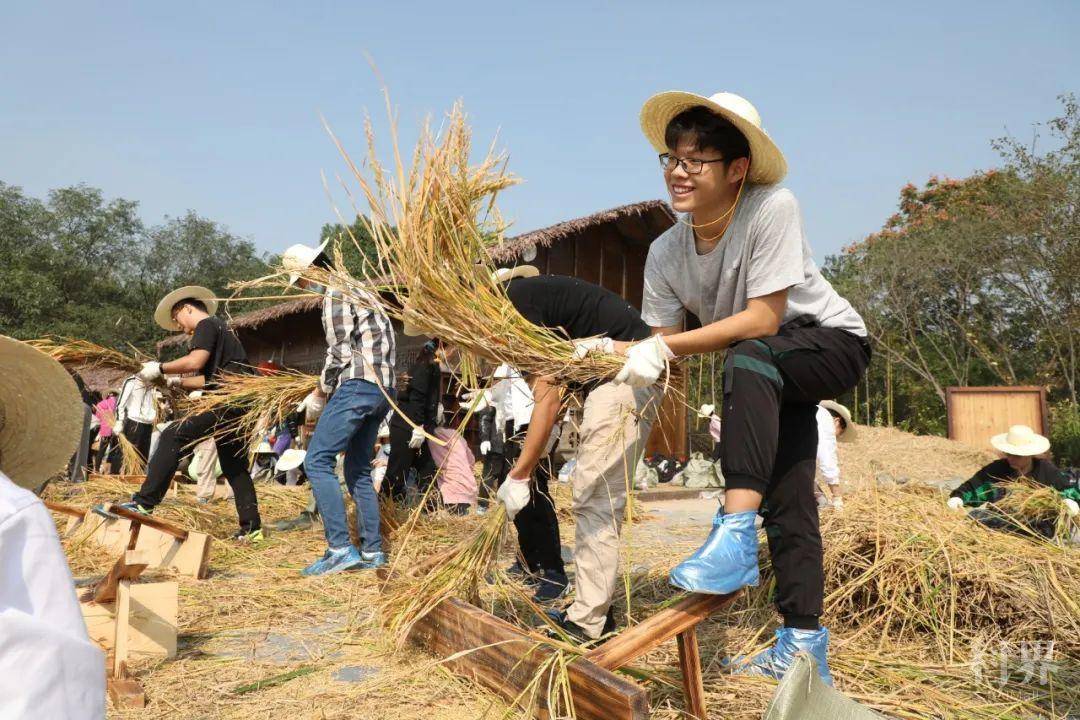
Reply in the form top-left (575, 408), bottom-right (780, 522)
top-left (304, 379), bottom-right (393, 553)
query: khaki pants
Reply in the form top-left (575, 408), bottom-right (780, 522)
top-left (565, 381), bottom-right (660, 638)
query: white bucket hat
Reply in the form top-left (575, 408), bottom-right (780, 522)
top-left (281, 239), bottom-right (330, 286)
top-left (255, 441), bottom-right (274, 455)
top-left (275, 448), bottom-right (307, 472)
top-left (154, 286), bottom-right (219, 331)
top-left (403, 265), bottom-right (539, 337)
top-left (819, 400), bottom-right (856, 443)
top-left (640, 91), bottom-right (787, 184)
top-left (0, 336), bottom-right (84, 489)
top-left (990, 425), bottom-right (1050, 457)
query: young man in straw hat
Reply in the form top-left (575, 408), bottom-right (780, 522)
top-left (123, 285), bottom-right (264, 541)
top-left (608, 91), bottom-right (872, 683)
top-left (281, 241), bottom-right (396, 575)
top-left (0, 336), bottom-right (106, 718)
top-left (948, 424), bottom-right (1079, 535)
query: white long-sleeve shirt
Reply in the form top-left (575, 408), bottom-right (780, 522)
top-left (116, 375), bottom-right (158, 425)
top-left (0, 472), bottom-right (106, 719)
top-left (491, 365), bottom-right (534, 433)
top-left (815, 405), bottom-right (840, 486)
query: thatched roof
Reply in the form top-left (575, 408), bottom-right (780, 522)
top-left (157, 295), bottom-right (322, 351)
top-left (74, 364), bottom-right (129, 393)
top-left (490, 199), bottom-right (675, 262)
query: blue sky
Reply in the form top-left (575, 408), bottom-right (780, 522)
top-left (3, 1), bottom-right (1077, 260)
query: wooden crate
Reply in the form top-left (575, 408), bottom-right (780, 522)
top-left (946, 386), bottom-right (1049, 449)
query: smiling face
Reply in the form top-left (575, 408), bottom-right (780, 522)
top-left (662, 107), bottom-right (751, 223)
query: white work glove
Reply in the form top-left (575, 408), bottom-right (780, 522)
top-left (137, 361), bottom-right (162, 383)
top-left (496, 477), bottom-right (531, 519)
top-left (298, 390), bottom-right (326, 422)
top-left (462, 389), bottom-right (492, 413)
top-left (166, 376), bottom-right (184, 389)
top-left (1064, 499), bottom-right (1080, 517)
top-left (832, 496), bottom-right (844, 510)
top-left (187, 390), bottom-right (203, 400)
top-left (947, 497), bottom-right (965, 512)
top-left (408, 425), bottom-right (426, 449)
top-left (479, 440), bottom-right (492, 456)
top-left (614, 335), bottom-right (673, 388)
top-left (572, 337), bottom-right (614, 359)
top-left (436, 403), bottom-right (445, 427)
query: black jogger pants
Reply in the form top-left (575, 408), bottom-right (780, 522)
top-left (503, 425), bottom-right (564, 575)
top-left (719, 322), bottom-right (870, 625)
top-left (134, 406), bottom-right (261, 531)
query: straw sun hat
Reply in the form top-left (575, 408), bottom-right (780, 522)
top-left (276, 448), bottom-right (307, 472)
top-left (154, 286), bottom-right (219, 332)
top-left (819, 400), bottom-right (856, 443)
top-left (403, 264), bottom-right (539, 337)
top-left (0, 336), bottom-right (84, 489)
top-left (640, 91), bottom-right (787, 184)
top-left (990, 425), bottom-right (1050, 457)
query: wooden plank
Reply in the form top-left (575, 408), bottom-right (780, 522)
top-left (409, 598), bottom-right (648, 720)
top-left (946, 386), bottom-right (1048, 447)
top-left (113, 582), bottom-right (132, 677)
top-left (134, 527), bottom-right (212, 579)
top-left (125, 581), bottom-right (178, 659)
top-left (107, 677), bottom-right (145, 709)
top-left (585, 592), bottom-right (738, 671)
top-left (44, 499), bottom-right (87, 518)
top-left (107, 503), bottom-right (189, 540)
top-left (676, 630), bottom-right (706, 720)
top-left (88, 550), bottom-right (150, 604)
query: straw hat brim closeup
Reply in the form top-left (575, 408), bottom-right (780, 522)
top-left (640, 91), bottom-right (787, 185)
top-left (819, 400), bottom-right (856, 443)
top-left (403, 265), bottom-right (540, 337)
top-left (0, 336), bottom-right (84, 489)
top-left (154, 286), bottom-right (219, 331)
top-left (990, 432), bottom-right (1050, 457)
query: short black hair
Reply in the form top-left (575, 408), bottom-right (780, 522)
top-left (665, 106), bottom-right (750, 162)
top-left (172, 298), bottom-right (208, 315)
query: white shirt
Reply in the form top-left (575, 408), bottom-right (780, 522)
top-left (116, 375), bottom-right (158, 425)
top-left (491, 365), bottom-right (534, 432)
top-left (815, 405), bottom-right (841, 486)
top-left (0, 472), bottom-right (106, 719)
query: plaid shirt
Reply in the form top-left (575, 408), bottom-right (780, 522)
top-left (320, 287), bottom-right (396, 395)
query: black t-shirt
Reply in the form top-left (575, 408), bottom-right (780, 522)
top-left (190, 316), bottom-right (250, 387)
top-left (951, 457), bottom-right (1068, 498)
top-left (506, 275), bottom-right (651, 343)
top-left (391, 359), bottom-right (441, 430)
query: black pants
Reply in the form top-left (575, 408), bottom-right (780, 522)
top-left (383, 421), bottom-right (435, 502)
top-left (504, 427), bottom-right (564, 575)
top-left (479, 450), bottom-right (507, 505)
top-left (96, 435), bottom-right (120, 474)
top-left (134, 407), bottom-right (261, 531)
top-left (122, 419), bottom-right (154, 463)
top-left (719, 324), bottom-right (870, 625)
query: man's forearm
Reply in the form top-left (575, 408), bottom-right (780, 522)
top-left (163, 351), bottom-right (206, 374)
top-left (662, 308), bottom-right (778, 357)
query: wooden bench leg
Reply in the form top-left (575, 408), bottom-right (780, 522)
top-left (677, 628), bottom-right (707, 720)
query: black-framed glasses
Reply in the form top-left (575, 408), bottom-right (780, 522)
top-left (659, 153), bottom-right (725, 175)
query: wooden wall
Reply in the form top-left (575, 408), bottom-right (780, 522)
top-left (946, 386), bottom-right (1049, 449)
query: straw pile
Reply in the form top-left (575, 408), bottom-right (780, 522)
top-left (993, 480), bottom-right (1079, 543)
top-left (182, 369), bottom-right (318, 445)
top-left (28, 336), bottom-right (146, 373)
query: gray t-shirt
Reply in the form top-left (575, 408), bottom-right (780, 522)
top-left (641, 184), bottom-right (866, 336)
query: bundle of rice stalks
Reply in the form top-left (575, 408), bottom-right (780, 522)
top-left (232, 96), bottom-right (631, 389)
top-left (772, 484), bottom-right (1080, 659)
top-left (378, 505), bottom-right (508, 646)
top-left (28, 336), bottom-right (145, 373)
top-left (993, 480), bottom-right (1078, 542)
top-left (115, 432), bottom-right (146, 475)
top-left (182, 369), bottom-right (318, 445)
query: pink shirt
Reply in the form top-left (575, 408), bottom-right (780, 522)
top-left (428, 428), bottom-right (478, 507)
top-left (94, 397), bottom-right (118, 438)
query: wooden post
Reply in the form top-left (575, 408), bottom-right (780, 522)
top-left (676, 630), bottom-right (706, 720)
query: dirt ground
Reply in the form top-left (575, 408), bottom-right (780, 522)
top-left (46, 425), bottom-right (1000, 719)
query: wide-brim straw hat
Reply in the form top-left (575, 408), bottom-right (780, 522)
top-left (403, 265), bottom-right (539, 337)
top-left (990, 425), bottom-right (1050, 457)
top-left (276, 448), bottom-right (307, 472)
top-left (154, 286), bottom-right (219, 331)
top-left (819, 400), bottom-right (856, 443)
top-left (0, 336), bottom-right (84, 489)
top-left (640, 90), bottom-right (787, 184)
top-left (281, 239), bottom-right (330, 286)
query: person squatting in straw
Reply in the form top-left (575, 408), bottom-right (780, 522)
top-left (605, 90), bottom-right (872, 684)
top-left (285, 241), bottom-right (397, 575)
top-left (0, 336), bottom-right (106, 719)
top-left (947, 424), bottom-right (1079, 537)
top-left (122, 286), bottom-right (264, 542)
top-left (460, 267), bottom-right (662, 640)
